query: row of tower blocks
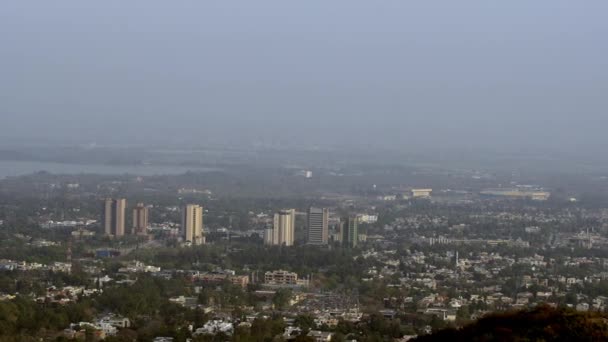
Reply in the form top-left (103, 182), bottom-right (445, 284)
top-left (103, 199), bottom-right (205, 245)
top-left (104, 199), bottom-right (356, 247)
top-left (264, 207), bottom-right (359, 248)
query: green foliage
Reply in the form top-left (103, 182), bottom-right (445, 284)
top-left (248, 317), bottom-right (286, 341)
top-left (414, 305), bottom-right (608, 341)
top-left (0, 244), bottom-right (66, 265)
top-left (0, 296), bottom-right (91, 338)
top-left (294, 314), bottom-right (316, 331)
top-left (272, 289), bottom-right (293, 310)
top-left (96, 276), bottom-right (162, 318)
top-left (197, 281), bottom-right (250, 308)
top-left (129, 243), bottom-right (368, 289)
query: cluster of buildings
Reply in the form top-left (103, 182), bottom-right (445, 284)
top-left (117, 260), bottom-right (161, 274)
top-left (63, 315), bottom-right (130, 340)
top-left (100, 196), bottom-right (375, 250)
top-left (37, 285), bottom-right (100, 305)
top-left (378, 188), bottom-right (433, 201)
top-left (353, 242), bottom-right (608, 323)
top-left (42, 219), bottom-right (97, 229)
top-left (263, 270), bottom-right (310, 288)
top-left (103, 198), bottom-right (144, 237)
top-left (480, 188), bottom-right (551, 201)
top-left (0, 259), bottom-right (72, 273)
top-left (102, 199), bottom-right (205, 245)
top-left (263, 207), bottom-right (360, 248)
top-left (192, 270), bottom-right (250, 288)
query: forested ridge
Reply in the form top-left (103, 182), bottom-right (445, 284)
top-left (414, 305), bottom-right (608, 342)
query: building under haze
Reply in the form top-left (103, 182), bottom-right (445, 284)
top-left (103, 198), bottom-right (126, 237)
top-left (132, 203), bottom-right (149, 236)
top-left (411, 188), bottom-right (433, 198)
top-left (264, 209), bottom-right (296, 246)
top-left (341, 216), bottom-right (359, 248)
top-left (182, 204), bottom-right (204, 245)
top-left (307, 207), bottom-right (329, 245)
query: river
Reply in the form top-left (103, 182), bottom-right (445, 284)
top-left (0, 160), bottom-right (219, 179)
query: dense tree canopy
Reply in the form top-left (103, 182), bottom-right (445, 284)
top-left (414, 305), bottom-right (608, 342)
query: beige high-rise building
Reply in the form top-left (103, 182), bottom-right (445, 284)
top-left (263, 227), bottom-right (274, 245)
top-left (103, 198), bottom-right (126, 237)
top-left (265, 209), bottom-right (296, 246)
top-left (132, 203), bottom-right (149, 236)
top-left (103, 199), bottom-right (113, 236)
top-left (182, 204), bottom-right (204, 245)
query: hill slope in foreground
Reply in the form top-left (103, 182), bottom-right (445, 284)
top-left (414, 305), bottom-right (608, 342)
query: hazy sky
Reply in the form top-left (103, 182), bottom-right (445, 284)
top-left (1, 1), bottom-right (607, 152)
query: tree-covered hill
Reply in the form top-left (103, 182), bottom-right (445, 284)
top-left (414, 305), bottom-right (608, 342)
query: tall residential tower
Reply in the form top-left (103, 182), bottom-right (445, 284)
top-left (341, 215), bottom-right (359, 248)
top-left (182, 204), bottom-right (204, 245)
top-left (103, 198), bottom-right (126, 237)
top-left (132, 203), bottom-right (149, 236)
top-left (264, 209), bottom-right (296, 246)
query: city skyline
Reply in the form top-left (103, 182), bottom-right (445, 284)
top-left (2, 1), bottom-right (608, 340)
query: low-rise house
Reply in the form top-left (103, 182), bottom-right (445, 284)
top-left (98, 314), bottom-right (131, 328)
top-left (169, 296), bottom-right (198, 308)
top-left (307, 330), bottom-right (333, 342)
top-left (194, 320), bottom-right (234, 336)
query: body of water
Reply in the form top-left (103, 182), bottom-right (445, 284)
top-left (0, 160), bottom-right (219, 179)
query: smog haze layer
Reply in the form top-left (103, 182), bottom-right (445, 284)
top-left (1, 1), bottom-right (607, 159)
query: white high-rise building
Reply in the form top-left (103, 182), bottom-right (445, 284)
top-left (265, 209), bottom-right (296, 246)
top-left (182, 204), bottom-right (204, 245)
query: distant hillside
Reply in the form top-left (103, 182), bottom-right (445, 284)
top-left (414, 305), bottom-right (608, 342)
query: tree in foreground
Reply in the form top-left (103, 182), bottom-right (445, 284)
top-left (414, 305), bottom-right (608, 342)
